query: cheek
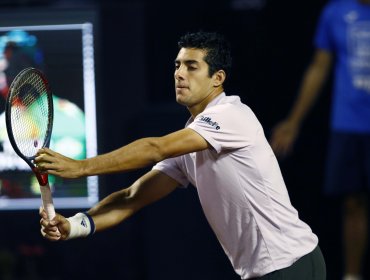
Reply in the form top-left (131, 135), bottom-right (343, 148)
top-left (197, 78), bottom-right (213, 90)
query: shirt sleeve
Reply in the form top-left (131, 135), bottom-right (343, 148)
top-left (314, 3), bottom-right (335, 52)
top-left (187, 103), bottom-right (260, 154)
top-left (152, 157), bottom-right (190, 187)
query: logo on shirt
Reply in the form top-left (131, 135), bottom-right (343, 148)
top-left (199, 115), bottom-right (221, 130)
top-left (344, 11), bottom-right (358, 23)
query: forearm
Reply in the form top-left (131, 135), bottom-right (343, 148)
top-left (81, 137), bottom-right (164, 177)
top-left (86, 188), bottom-right (138, 232)
top-left (66, 170), bottom-right (178, 236)
top-left (288, 65), bottom-right (329, 126)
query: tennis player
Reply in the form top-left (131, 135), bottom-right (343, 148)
top-left (36, 31), bottom-right (326, 279)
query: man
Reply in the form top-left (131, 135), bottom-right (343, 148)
top-left (270, 1), bottom-right (370, 280)
top-left (37, 31), bottom-right (326, 279)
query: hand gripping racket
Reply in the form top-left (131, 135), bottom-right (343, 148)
top-left (5, 67), bottom-right (56, 219)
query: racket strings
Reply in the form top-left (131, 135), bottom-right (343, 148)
top-left (9, 72), bottom-right (52, 157)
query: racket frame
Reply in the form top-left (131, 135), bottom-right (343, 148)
top-left (5, 67), bottom-right (56, 219)
top-left (5, 67), bottom-right (54, 181)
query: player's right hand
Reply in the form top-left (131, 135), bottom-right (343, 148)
top-left (270, 120), bottom-right (300, 158)
top-left (39, 207), bottom-right (71, 241)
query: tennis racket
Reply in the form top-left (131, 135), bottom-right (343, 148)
top-left (5, 67), bottom-right (56, 220)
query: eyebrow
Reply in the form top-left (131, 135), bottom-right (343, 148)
top-left (174, 59), bottom-right (200, 65)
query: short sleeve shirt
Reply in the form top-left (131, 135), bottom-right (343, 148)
top-left (153, 93), bottom-right (318, 279)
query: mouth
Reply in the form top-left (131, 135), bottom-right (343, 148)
top-left (176, 85), bottom-right (189, 90)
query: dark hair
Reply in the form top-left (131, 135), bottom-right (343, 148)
top-left (178, 31), bottom-right (232, 77)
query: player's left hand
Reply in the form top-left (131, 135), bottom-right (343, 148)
top-left (39, 206), bottom-right (70, 241)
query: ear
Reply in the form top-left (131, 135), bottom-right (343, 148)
top-left (213, 70), bottom-right (226, 87)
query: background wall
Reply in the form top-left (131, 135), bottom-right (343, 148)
top-left (0, 0), bottom-right (364, 279)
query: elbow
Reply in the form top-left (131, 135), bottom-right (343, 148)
top-left (146, 138), bottom-right (169, 163)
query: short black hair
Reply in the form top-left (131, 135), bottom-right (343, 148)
top-left (178, 31), bottom-right (232, 77)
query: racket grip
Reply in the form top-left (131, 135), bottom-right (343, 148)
top-left (40, 183), bottom-right (56, 220)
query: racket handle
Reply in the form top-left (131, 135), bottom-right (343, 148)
top-left (40, 183), bottom-right (56, 220)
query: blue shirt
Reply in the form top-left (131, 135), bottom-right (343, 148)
top-left (315, 0), bottom-right (370, 132)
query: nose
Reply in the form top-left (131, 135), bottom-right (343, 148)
top-left (174, 65), bottom-right (185, 80)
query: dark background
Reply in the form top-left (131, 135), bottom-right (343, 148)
top-left (0, 0), bottom-right (363, 279)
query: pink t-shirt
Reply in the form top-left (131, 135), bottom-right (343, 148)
top-left (153, 93), bottom-right (318, 279)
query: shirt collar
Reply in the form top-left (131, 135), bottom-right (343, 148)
top-left (186, 92), bottom-right (226, 126)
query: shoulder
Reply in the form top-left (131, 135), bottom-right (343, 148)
top-left (195, 95), bottom-right (260, 133)
top-left (204, 94), bottom-right (248, 112)
top-left (203, 95), bottom-right (255, 120)
top-left (320, 3), bottom-right (337, 19)
top-left (322, 1), bottom-right (354, 17)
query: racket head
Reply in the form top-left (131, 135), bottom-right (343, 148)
top-left (5, 67), bottom-right (54, 170)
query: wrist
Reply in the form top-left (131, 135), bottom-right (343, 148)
top-left (66, 212), bottom-right (96, 240)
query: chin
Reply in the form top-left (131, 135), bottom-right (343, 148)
top-left (176, 97), bottom-right (185, 105)
top-left (176, 96), bottom-right (189, 106)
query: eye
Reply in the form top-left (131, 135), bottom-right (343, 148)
top-left (188, 65), bottom-right (197, 71)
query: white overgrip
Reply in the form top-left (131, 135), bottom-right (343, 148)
top-left (40, 182), bottom-right (56, 220)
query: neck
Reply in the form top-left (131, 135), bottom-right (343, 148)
top-left (188, 87), bottom-right (224, 118)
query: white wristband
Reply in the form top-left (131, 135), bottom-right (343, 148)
top-left (66, 212), bottom-right (95, 240)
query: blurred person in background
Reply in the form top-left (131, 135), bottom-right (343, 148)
top-left (270, 1), bottom-right (370, 279)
